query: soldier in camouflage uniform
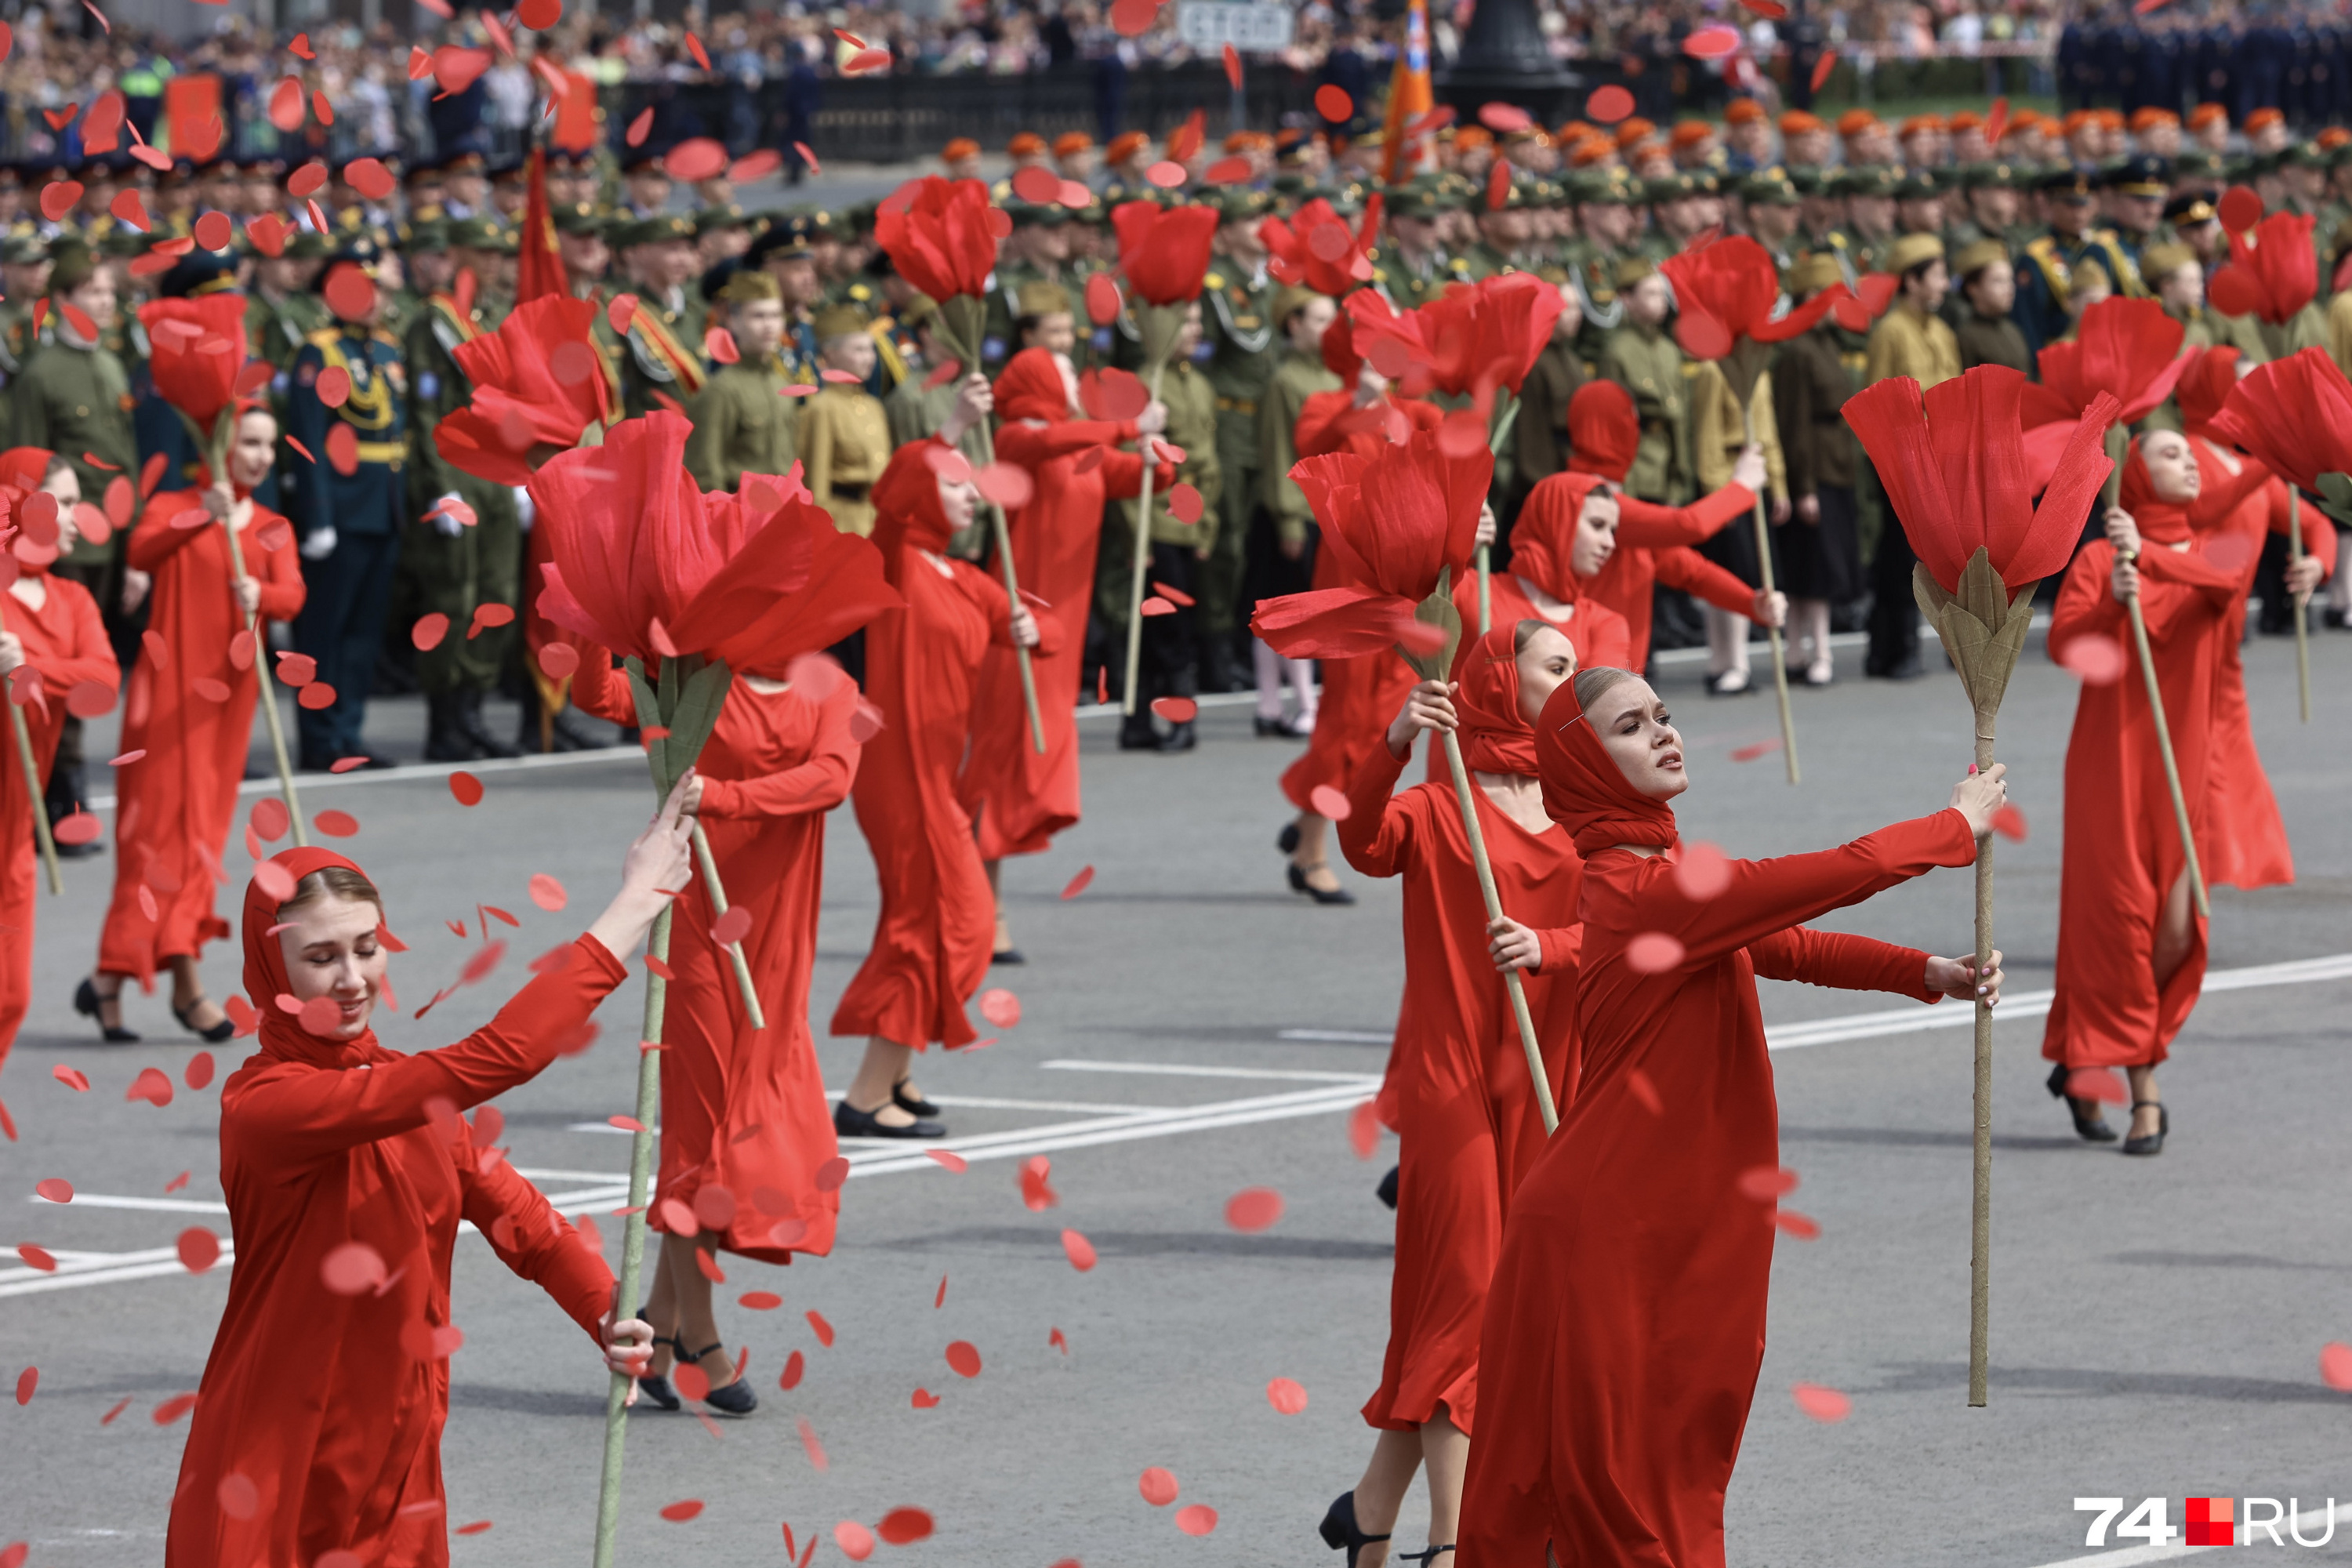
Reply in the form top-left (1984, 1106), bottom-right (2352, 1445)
top-left (612, 213), bottom-right (710, 419)
top-left (1196, 188), bottom-right (1276, 693)
top-left (1376, 180), bottom-right (1474, 310)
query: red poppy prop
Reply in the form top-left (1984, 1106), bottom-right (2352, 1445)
top-left (434, 296), bottom-right (610, 487)
top-left (1259, 197), bottom-right (1377, 296)
top-left (1843, 361), bottom-right (2121, 1407)
top-left (2207, 210), bottom-right (2318, 338)
top-left (2019, 298), bottom-right (2187, 489)
top-left (136, 291), bottom-right (309, 846)
top-left (873, 175), bottom-right (1044, 750)
top-left (544, 412), bottom-right (901, 1552)
top-left (1108, 198), bottom-right (1221, 713)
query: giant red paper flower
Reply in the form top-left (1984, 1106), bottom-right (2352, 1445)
top-left (1416, 273), bottom-right (1565, 398)
top-left (1660, 236), bottom-right (1842, 359)
top-left (873, 176), bottom-right (997, 304)
top-left (436, 296), bottom-right (609, 487)
top-left (2016, 296), bottom-right (2187, 487)
top-left (139, 293), bottom-right (250, 434)
top-left (1259, 198), bottom-right (1376, 297)
top-left (529, 412), bottom-right (898, 673)
top-left (2207, 210), bottom-right (2318, 325)
top-left (1843, 365), bottom-right (2119, 593)
top-left (2206, 347), bottom-right (2352, 492)
top-left (1250, 424), bottom-right (1488, 657)
top-left (1112, 200), bottom-right (1220, 306)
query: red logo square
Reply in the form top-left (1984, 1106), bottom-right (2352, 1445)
top-left (2186, 1497), bottom-right (2234, 1547)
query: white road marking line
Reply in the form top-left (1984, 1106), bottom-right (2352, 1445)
top-left (1278, 1029), bottom-right (1393, 1044)
top-left (31, 1193), bottom-right (229, 1215)
top-left (1043, 1060), bottom-right (1383, 1083)
top-left (0, 1244), bottom-right (239, 1298)
top-left (2024, 1501), bottom-right (2346, 1565)
top-left (88, 739), bottom-right (641, 813)
top-left (847, 1085), bottom-right (1373, 1176)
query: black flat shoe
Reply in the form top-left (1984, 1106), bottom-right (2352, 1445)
top-left (677, 1341), bottom-right (758, 1416)
top-left (1375, 1166), bottom-right (1399, 1210)
top-left (1319, 1491), bottom-right (1392, 1568)
top-left (1277, 822), bottom-right (1301, 856)
top-left (2045, 1062), bottom-right (2118, 1142)
top-left (2122, 1101), bottom-right (2168, 1157)
top-left (834, 1098), bottom-right (946, 1140)
top-left (1118, 714), bottom-right (1160, 751)
top-left (1160, 720), bottom-right (1196, 752)
top-left (1288, 862), bottom-right (1355, 906)
top-left (172, 1000), bottom-right (236, 1044)
top-left (893, 1081), bottom-right (942, 1118)
top-left (74, 977), bottom-right (138, 1044)
top-left (990, 947), bottom-right (1025, 966)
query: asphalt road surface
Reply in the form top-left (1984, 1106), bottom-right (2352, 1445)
top-left (4, 625), bottom-right (2350, 1566)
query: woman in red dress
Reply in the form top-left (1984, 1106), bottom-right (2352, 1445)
top-left (0, 454), bottom-right (117, 1085)
top-left (960, 308), bottom-right (1170, 960)
top-left (1275, 323), bottom-right (1446, 905)
top-left (82, 406), bottom-right (305, 1044)
top-left (1465, 470), bottom-right (1636, 674)
top-left (1319, 622), bottom-right (1582, 1568)
top-left (2039, 430), bottom-right (2321, 1152)
top-left (164, 799), bottom-right (691, 1568)
top-left (569, 608), bottom-right (866, 1412)
top-left (1457, 666), bottom-right (2004, 1568)
top-left (831, 377), bottom-right (1048, 1138)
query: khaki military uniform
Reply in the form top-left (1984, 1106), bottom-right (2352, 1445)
top-left (1257, 347), bottom-right (1344, 548)
top-left (1596, 320), bottom-right (1693, 503)
top-left (684, 354), bottom-right (800, 493)
top-left (1955, 310), bottom-right (2033, 374)
top-left (797, 383), bottom-right (890, 536)
top-left (1199, 261), bottom-right (1276, 677)
top-left (1864, 303), bottom-right (1963, 389)
top-left (1096, 357), bottom-right (1224, 708)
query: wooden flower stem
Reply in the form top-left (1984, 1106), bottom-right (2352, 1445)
top-left (0, 600), bottom-right (61, 896)
top-left (1438, 725), bottom-right (1557, 1134)
top-left (2288, 488), bottom-right (2311, 724)
top-left (2121, 549), bottom-right (2212, 918)
top-left (1741, 408), bottom-right (1798, 784)
top-left (1121, 361), bottom-right (1165, 717)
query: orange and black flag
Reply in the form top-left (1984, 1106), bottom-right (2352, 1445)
top-left (1380, 0), bottom-right (1434, 185)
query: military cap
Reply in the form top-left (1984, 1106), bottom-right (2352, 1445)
top-left (619, 149), bottom-right (667, 176)
top-left (2285, 141), bottom-right (2332, 172)
top-left (2038, 165), bottom-right (2097, 199)
top-left (1211, 187), bottom-right (1275, 223)
top-left (158, 245), bottom-right (240, 299)
top-left (405, 219), bottom-right (451, 254)
top-left (1882, 232), bottom-right (1944, 275)
top-left (2140, 241), bottom-right (2197, 279)
top-left (1386, 180), bottom-right (1447, 220)
top-left (694, 202), bottom-right (753, 236)
top-left (720, 268), bottom-right (780, 304)
top-left (1788, 252), bottom-right (1842, 295)
top-left (1611, 255), bottom-right (1656, 289)
top-left (1642, 172), bottom-right (1695, 205)
top-left (1575, 166), bottom-right (1637, 206)
top-left (1956, 161), bottom-right (2024, 191)
top-left (746, 213), bottom-right (818, 263)
top-left (1738, 169), bottom-right (1800, 206)
top-left (440, 149), bottom-right (487, 176)
top-left (1894, 170), bottom-right (1941, 201)
top-left (2163, 191), bottom-right (2219, 228)
top-left (1014, 280), bottom-right (1072, 318)
top-left (548, 202), bottom-right (604, 238)
top-left (0, 234), bottom-right (45, 267)
top-left (811, 301), bottom-right (869, 342)
top-left (2106, 153), bottom-right (2172, 196)
top-left (621, 212), bottom-right (696, 249)
top-left (1842, 164), bottom-right (1904, 198)
top-left (47, 238), bottom-right (96, 294)
top-left (1951, 238), bottom-right (2008, 279)
top-left (285, 229), bottom-right (334, 261)
top-left (1784, 165), bottom-right (1827, 197)
top-left (447, 216), bottom-right (516, 252)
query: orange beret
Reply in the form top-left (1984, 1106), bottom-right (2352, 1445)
top-left (1053, 132), bottom-right (1093, 157)
top-left (1725, 98), bottom-right (1765, 124)
top-left (1107, 131), bottom-right (1151, 163)
top-left (942, 138), bottom-right (980, 162)
top-left (2004, 108), bottom-right (2042, 131)
top-left (1568, 136), bottom-right (1617, 168)
top-left (2127, 107), bottom-right (2180, 132)
top-left (1454, 125), bottom-right (1494, 149)
top-left (2321, 126), bottom-right (2352, 151)
top-left (1947, 110), bottom-right (1982, 131)
top-left (1555, 119), bottom-right (1595, 142)
top-left (2247, 107), bottom-right (2284, 132)
top-left (1007, 132), bottom-right (1047, 156)
top-left (2061, 109), bottom-right (2093, 134)
top-left (1835, 109), bottom-right (1879, 138)
top-left (1779, 110), bottom-right (1824, 135)
top-left (1669, 121), bottom-right (1714, 147)
top-left (1899, 114), bottom-right (1945, 136)
top-left (1616, 117), bottom-right (1656, 148)
top-left (2188, 103), bottom-right (2229, 129)
top-left (2093, 109), bottom-right (2125, 130)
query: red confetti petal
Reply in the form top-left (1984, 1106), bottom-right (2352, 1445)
top-left (1223, 1186), bottom-right (1283, 1232)
top-left (1059, 865), bottom-right (1094, 899)
top-left (1308, 783), bottom-right (1352, 821)
top-left (2058, 633), bottom-right (2125, 685)
top-left (739, 1290), bottom-right (782, 1310)
top-left (449, 771), bottom-right (485, 807)
top-left (178, 1227), bottom-right (221, 1273)
top-left (13, 1367), bottom-right (32, 1406)
top-left (911, 1387), bottom-right (940, 1407)
top-left (186, 1052), bottom-right (215, 1090)
top-left (1139, 1467), bottom-right (1180, 1506)
top-left (2067, 1066), bottom-right (2130, 1105)
top-left (1626, 931), bottom-right (1686, 974)
top-left (1348, 1099), bottom-right (1381, 1159)
top-left (528, 873), bottom-right (567, 911)
top-left (2321, 1342), bottom-right (2352, 1391)
top-left (1673, 840), bottom-right (1732, 899)
top-left (815, 1155), bottom-right (850, 1192)
top-left (807, 1309), bottom-right (836, 1347)
top-left (313, 810), bottom-right (358, 838)
top-left (16, 1244), bottom-right (56, 1271)
top-left (1175, 1504), bottom-right (1219, 1537)
top-left (1085, 272), bottom-right (1122, 327)
top-left (978, 987), bottom-right (1022, 1028)
top-left (53, 811), bottom-right (103, 846)
top-left (1773, 1207), bottom-right (1821, 1240)
top-left (834, 1521), bottom-right (876, 1562)
top-left (1265, 1375), bottom-right (1309, 1414)
top-left (1060, 1229), bottom-right (1097, 1271)
top-left (1737, 1164), bottom-right (1799, 1201)
top-left (877, 1508), bottom-right (935, 1546)
top-left (1477, 100), bottom-right (1531, 133)
top-left (1315, 85), bottom-right (1353, 122)
top-left (321, 1241), bottom-right (387, 1295)
top-left (125, 1067), bottom-right (174, 1107)
top-left (945, 1339), bottom-right (982, 1377)
top-left (152, 1391), bottom-right (197, 1424)
top-left (779, 1349), bottom-right (805, 1390)
top-left (1149, 696), bottom-right (1198, 722)
top-left (925, 1149), bottom-right (967, 1173)
top-left (659, 1500), bottom-right (704, 1523)
top-left (34, 1178), bottom-right (71, 1203)
top-left (1791, 1381), bottom-right (1851, 1421)
top-left (517, 0), bottom-right (559, 27)
top-left (711, 905), bottom-right (753, 946)
top-left (1809, 49), bottom-right (1837, 93)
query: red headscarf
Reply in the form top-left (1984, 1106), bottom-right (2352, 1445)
top-left (2172, 346), bottom-right (2239, 439)
top-left (993, 347), bottom-right (1074, 423)
top-left (1534, 676), bottom-right (1680, 856)
top-left (243, 846), bottom-right (397, 1071)
top-left (2118, 441), bottom-right (2194, 546)
top-left (1564, 381), bottom-right (1639, 483)
top-left (869, 437), bottom-right (962, 577)
top-left (1505, 471), bottom-right (1610, 601)
top-left (1454, 625), bottom-right (1540, 777)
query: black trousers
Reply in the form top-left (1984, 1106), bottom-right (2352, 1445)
top-left (296, 529), bottom-right (400, 761)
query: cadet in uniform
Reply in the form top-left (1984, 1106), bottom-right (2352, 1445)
top-left (613, 213), bottom-right (710, 419)
top-left (1951, 238), bottom-right (2034, 372)
top-left (1596, 256), bottom-right (1694, 506)
top-left (1375, 180), bottom-right (1472, 310)
top-left (1862, 234), bottom-right (1961, 681)
top-left (283, 241), bottom-right (408, 771)
top-left (1197, 188), bottom-right (1276, 693)
top-left (2013, 166), bottom-right (2144, 355)
top-left (685, 270), bottom-right (801, 492)
top-left (402, 220), bottom-right (523, 762)
top-left (796, 302), bottom-right (891, 536)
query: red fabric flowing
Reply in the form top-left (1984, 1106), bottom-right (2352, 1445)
top-left (572, 654), bottom-right (856, 1259)
top-left (962, 350), bottom-right (1163, 859)
top-left (97, 492), bottom-right (305, 984)
top-left (438, 296), bottom-right (611, 488)
top-left (2041, 478), bottom-right (2243, 1072)
top-left (140, 295), bottom-right (250, 436)
top-left (2206, 211), bottom-right (2318, 325)
top-left (833, 442), bottom-right (1063, 1048)
top-left (2185, 436), bottom-right (2336, 888)
top-left (1461, 682), bottom-right (1973, 1567)
top-left (0, 572), bottom-right (112, 1076)
top-left (873, 176), bottom-right (997, 304)
top-left (1111, 200), bottom-right (1220, 305)
top-left (165, 848), bottom-right (625, 1568)
top-left (1843, 365), bottom-right (2118, 593)
top-left (1565, 381), bottom-right (1642, 484)
top-left (1337, 696), bottom-right (1578, 1439)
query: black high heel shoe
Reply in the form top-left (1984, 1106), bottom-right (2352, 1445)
top-left (1396, 1550), bottom-right (1456, 1565)
top-left (676, 1340), bottom-right (758, 1415)
top-left (893, 1080), bottom-right (942, 1118)
top-left (1319, 1491), bottom-right (1391, 1568)
top-left (74, 977), bottom-right (139, 1044)
top-left (2122, 1101), bottom-right (2169, 1157)
top-left (1288, 862), bottom-right (1356, 906)
top-left (2045, 1062), bottom-right (2118, 1142)
top-left (834, 1098), bottom-right (946, 1140)
top-left (172, 998), bottom-right (236, 1044)
top-left (633, 1320), bottom-right (681, 1411)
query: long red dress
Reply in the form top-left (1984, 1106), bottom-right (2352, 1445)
top-left (97, 488), bottom-right (306, 984)
top-left (1279, 383), bottom-right (1443, 815)
top-left (167, 847), bottom-right (622, 1568)
top-left (833, 440), bottom-right (1065, 1051)
top-left (2041, 449), bottom-right (2250, 1073)
top-left (0, 561), bottom-right (114, 1081)
top-left (960, 348), bottom-right (1166, 859)
top-left (1338, 626), bottom-right (1580, 1437)
top-left (2180, 435), bottom-right (2337, 888)
top-left (1459, 683), bottom-right (1974, 1568)
top-left (1473, 471), bottom-right (1637, 673)
top-left (573, 654), bottom-right (858, 1262)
